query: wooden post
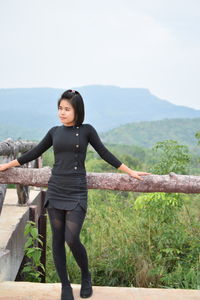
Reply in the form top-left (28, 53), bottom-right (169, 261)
top-left (0, 183), bottom-right (7, 215)
top-left (16, 162), bottom-right (31, 205)
top-left (16, 184), bottom-right (30, 204)
top-left (0, 156), bottom-right (11, 214)
top-left (29, 205), bottom-right (38, 223)
top-left (37, 191), bottom-right (47, 283)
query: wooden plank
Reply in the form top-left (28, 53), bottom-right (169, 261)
top-left (0, 281), bottom-right (200, 300)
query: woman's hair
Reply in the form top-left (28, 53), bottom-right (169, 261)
top-left (57, 89), bottom-right (85, 126)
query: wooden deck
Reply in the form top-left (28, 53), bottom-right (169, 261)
top-left (0, 281), bottom-right (200, 300)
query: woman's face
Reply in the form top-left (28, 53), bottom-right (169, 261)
top-left (58, 99), bottom-right (76, 126)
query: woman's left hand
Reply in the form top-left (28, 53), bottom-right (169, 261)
top-left (128, 170), bottom-right (151, 180)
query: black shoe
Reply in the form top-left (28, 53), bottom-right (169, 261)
top-left (61, 285), bottom-right (74, 300)
top-left (80, 272), bottom-right (93, 298)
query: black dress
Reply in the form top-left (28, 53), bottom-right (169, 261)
top-left (45, 174), bottom-right (88, 211)
top-left (17, 123), bottom-right (122, 212)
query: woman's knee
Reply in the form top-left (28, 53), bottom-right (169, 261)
top-left (51, 232), bottom-right (65, 248)
top-left (65, 234), bottom-right (80, 248)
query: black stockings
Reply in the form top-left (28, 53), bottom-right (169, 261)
top-left (47, 204), bottom-right (89, 287)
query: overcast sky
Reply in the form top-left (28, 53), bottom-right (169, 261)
top-left (1, 0), bottom-right (200, 109)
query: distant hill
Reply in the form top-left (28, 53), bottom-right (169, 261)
top-left (1, 116), bottom-right (200, 152)
top-left (101, 118), bottom-right (200, 148)
top-left (0, 85), bottom-right (200, 138)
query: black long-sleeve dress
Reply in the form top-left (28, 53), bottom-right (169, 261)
top-left (17, 123), bottom-right (122, 212)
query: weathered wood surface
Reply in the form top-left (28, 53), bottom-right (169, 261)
top-left (0, 167), bottom-right (51, 187)
top-left (0, 139), bottom-right (37, 156)
top-left (0, 156), bottom-right (11, 214)
top-left (0, 184), bottom-right (6, 215)
top-left (1, 281), bottom-right (200, 300)
top-left (0, 137), bottom-right (41, 205)
top-left (0, 168), bottom-right (200, 193)
top-left (16, 160), bottom-right (42, 204)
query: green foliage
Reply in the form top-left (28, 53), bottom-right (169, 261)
top-left (152, 140), bottom-right (190, 174)
top-left (42, 149), bottom-right (54, 167)
top-left (195, 130), bottom-right (200, 145)
top-left (161, 262), bottom-right (200, 289)
top-left (134, 192), bottom-right (183, 215)
top-left (132, 139), bottom-right (200, 288)
top-left (21, 221), bottom-right (45, 282)
top-left (7, 184), bottom-right (16, 189)
top-left (101, 118), bottom-right (200, 148)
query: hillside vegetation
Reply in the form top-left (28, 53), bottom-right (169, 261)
top-left (101, 118), bottom-right (200, 148)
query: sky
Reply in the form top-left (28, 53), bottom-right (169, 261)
top-left (0, 0), bottom-right (200, 109)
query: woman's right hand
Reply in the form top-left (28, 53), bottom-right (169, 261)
top-left (0, 163), bottom-right (9, 172)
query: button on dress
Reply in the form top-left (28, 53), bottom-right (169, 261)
top-left (17, 123), bottom-right (122, 212)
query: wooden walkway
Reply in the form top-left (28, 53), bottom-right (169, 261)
top-left (0, 281), bottom-right (200, 300)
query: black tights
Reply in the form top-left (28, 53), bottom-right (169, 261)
top-left (47, 204), bottom-right (89, 287)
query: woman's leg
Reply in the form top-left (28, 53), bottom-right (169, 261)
top-left (64, 205), bottom-right (90, 279)
top-left (47, 207), bottom-right (71, 287)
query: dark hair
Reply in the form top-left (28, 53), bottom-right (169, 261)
top-left (57, 89), bottom-right (85, 126)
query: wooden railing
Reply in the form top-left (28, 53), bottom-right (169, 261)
top-left (0, 138), bottom-right (42, 213)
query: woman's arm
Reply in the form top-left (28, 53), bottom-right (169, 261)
top-left (118, 163), bottom-right (150, 180)
top-left (88, 124), bottom-right (123, 169)
top-left (89, 124), bottom-right (150, 180)
top-left (16, 127), bottom-right (55, 166)
top-left (0, 127), bottom-right (56, 171)
top-left (0, 159), bottom-right (20, 171)
top-left (88, 124), bottom-right (150, 180)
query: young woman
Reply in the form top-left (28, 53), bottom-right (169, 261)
top-left (0, 89), bottom-right (150, 300)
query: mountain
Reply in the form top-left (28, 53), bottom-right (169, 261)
top-left (0, 86), bottom-right (200, 140)
top-left (78, 85), bottom-right (200, 131)
top-left (101, 118), bottom-right (200, 148)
